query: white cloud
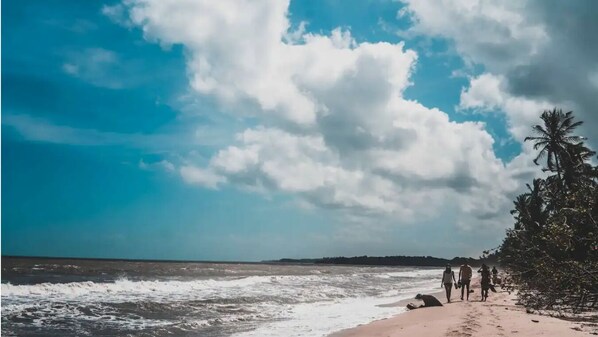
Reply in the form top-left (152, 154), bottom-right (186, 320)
top-left (127, 0), bottom-right (315, 125)
top-left (400, 0), bottom-right (598, 147)
top-left (179, 166), bottom-right (225, 189)
top-left (400, 0), bottom-right (548, 71)
top-left (459, 73), bottom-right (554, 141)
top-left (139, 159), bottom-right (175, 172)
top-left (102, 4), bottom-right (133, 27)
top-left (120, 0), bottom-right (536, 233)
top-left (459, 73), bottom-right (505, 111)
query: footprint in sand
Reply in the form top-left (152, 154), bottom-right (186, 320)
top-left (447, 332), bottom-right (473, 337)
top-left (468, 321), bottom-right (482, 328)
top-left (446, 329), bottom-right (461, 336)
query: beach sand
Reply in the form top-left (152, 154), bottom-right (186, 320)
top-left (331, 283), bottom-right (594, 337)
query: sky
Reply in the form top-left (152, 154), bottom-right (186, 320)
top-left (2, 0), bottom-right (598, 261)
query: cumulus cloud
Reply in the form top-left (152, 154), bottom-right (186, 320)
top-left (399, 0), bottom-right (547, 71)
top-left (459, 73), bottom-right (554, 141)
top-left (179, 165), bottom-right (225, 189)
top-left (119, 0), bottom-right (536, 232)
top-left (400, 0), bottom-right (598, 146)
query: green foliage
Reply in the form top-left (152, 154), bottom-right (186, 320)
top-left (500, 109), bottom-right (598, 312)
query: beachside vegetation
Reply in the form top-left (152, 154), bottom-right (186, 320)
top-left (499, 109), bottom-right (598, 313)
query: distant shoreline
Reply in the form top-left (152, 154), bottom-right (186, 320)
top-left (2, 254), bottom-right (496, 268)
top-left (1, 255), bottom-right (267, 265)
top-left (270, 255), bottom-right (497, 267)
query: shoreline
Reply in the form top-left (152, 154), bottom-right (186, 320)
top-left (375, 273), bottom-right (477, 310)
top-left (330, 280), bottom-right (593, 337)
top-left (1, 255), bottom-right (493, 268)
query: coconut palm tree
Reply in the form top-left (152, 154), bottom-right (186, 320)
top-left (511, 194), bottom-right (529, 230)
top-left (524, 108), bottom-right (586, 187)
top-left (510, 179), bottom-right (547, 231)
top-left (526, 179), bottom-right (547, 223)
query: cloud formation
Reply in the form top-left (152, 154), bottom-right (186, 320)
top-left (120, 0), bottom-right (536, 231)
top-left (401, 0), bottom-right (598, 145)
top-left (459, 73), bottom-right (553, 141)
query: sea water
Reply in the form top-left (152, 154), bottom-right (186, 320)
top-left (1, 257), bottom-right (441, 337)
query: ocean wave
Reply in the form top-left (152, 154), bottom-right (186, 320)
top-left (1, 276), bottom-right (272, 302)
top-left (2, 266), bottom-right (443, 337)
top-left (2, 268), bottom-right (441, 303)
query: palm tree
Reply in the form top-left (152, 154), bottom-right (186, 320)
top-left (511, 194), bottom-right (529, 230)
top-left (524, 109), bottom-right (586, 186)
top-left (526, 179), bottom-right (546, 224)
top-left (561, 142), bottom-right (597, 188)
top-left (510, 179), bottom-right (547, 231)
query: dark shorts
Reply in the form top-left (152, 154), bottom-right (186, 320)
top-left (461, 279), bottom-right (471, 286)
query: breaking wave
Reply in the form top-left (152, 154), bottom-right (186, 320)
top-left (2, 262), bottom-right (441, 337)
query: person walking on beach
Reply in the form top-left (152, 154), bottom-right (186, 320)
top-left (441, 265), bottom-right (456, 303)
top-left (458, 263), bottom-right (473, 301)
top-left (491, 266), bottom-right (499, 284)
top-left (478, 264), bottom-right (491, 301)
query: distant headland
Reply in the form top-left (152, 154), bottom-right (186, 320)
top-left (268, 254), bottom-right (498, 267)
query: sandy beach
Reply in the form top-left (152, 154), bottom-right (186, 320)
top-left (332, 283), bottom-right (595, 337)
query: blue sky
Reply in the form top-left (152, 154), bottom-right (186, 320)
top-left (3, 0), bottom-right (597, 261)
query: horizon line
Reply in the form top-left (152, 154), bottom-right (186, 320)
top-left (1, 253), bottom-right (483, 264)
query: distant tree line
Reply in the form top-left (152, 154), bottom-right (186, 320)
top-left (499, 109), bottom-right (598, 313)
top-left (276, 254), bottom-right (497, 267)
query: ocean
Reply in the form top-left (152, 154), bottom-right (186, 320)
top-left (1, 257), bottom-right (441, 337)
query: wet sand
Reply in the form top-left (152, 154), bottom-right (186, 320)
top-left (331, 283), bottom-right (592, 337)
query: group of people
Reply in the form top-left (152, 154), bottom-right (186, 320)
top-left (407, 263), bottom-right (500, 310)
top-left (441, 263), bottom-right (498, 302)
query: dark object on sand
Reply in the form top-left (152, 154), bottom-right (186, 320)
top-left (416, 294), bottom-right (443, 306)
top-left (406, 303), bottom-right (418, 310)
top-left (407, 294), bottom-right (443, 310)
top-left (489, 284), bottom-right (497, 293)
top-left (531, 319), bottom-right (539, 323)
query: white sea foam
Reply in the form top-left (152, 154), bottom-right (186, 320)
top-left (2, 267), bottom-right (442, 336)
top-left (233, 282), bottom-right (438, 337)
top-left (2, 276), bottom-right (271, 302)
top-left (2, 269), bottom-right (439, 302)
